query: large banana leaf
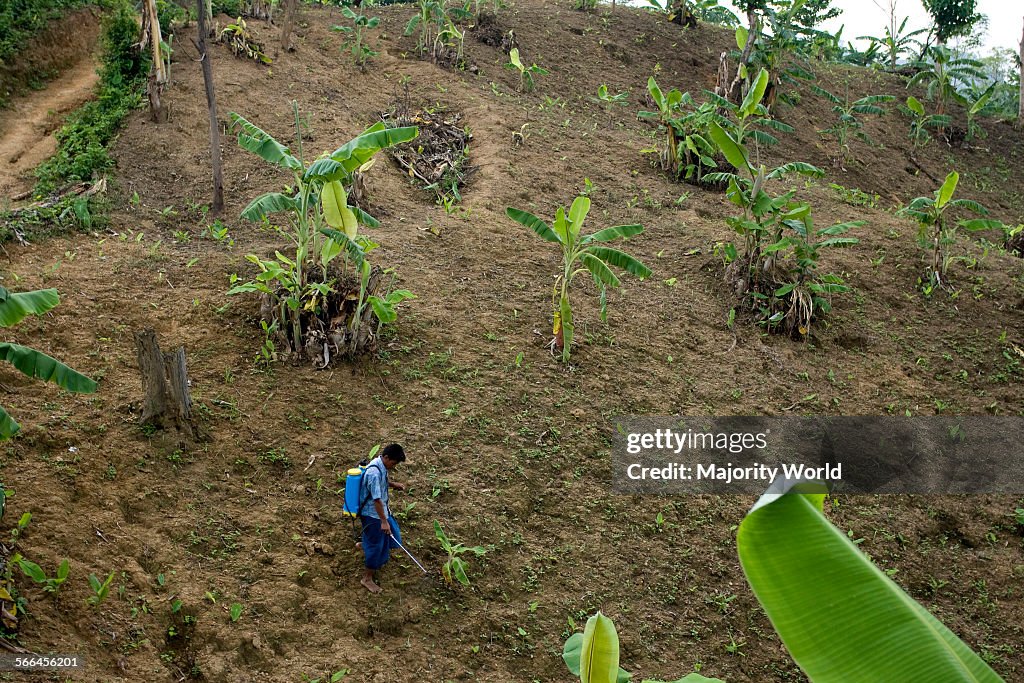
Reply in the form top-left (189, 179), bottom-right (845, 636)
top-left (737, 486), bottom-right (1005, 683)
top-left (304, 157), bottom-right (346, 182)
top-left (580, 612), bottom-right (620, 683)
top-left (0, 343), bottom-right (97, 394)
top-left (230, 113), bottom-right (303, 172)
top-left (330, 123), bottom-right (419, 173)
top-left (0, 288), bottom-right (60, 328)
top-left (936, 171), bottom-right (959, 209)
top-left (740, 68), bottom-right (770, 119)
top-left (580, 253), bottom-right (621, 289)
top-left (568, 196), bottom-right (591, 239)
top-left (321, 181), bottom-right (358, 238)
top-left (708, 122), bottom-right (749, 174)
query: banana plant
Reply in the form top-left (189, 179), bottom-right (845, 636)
top-left (507, 48), bottom-right (548, 92)
top-left (594, 84), bottom-right (629, 107)
top-left (638, 76), bottom-right (685, 175)
top-left (433, 14), bottom-right (465, 68)
top-left (332, 6), bottom-right (380, 66)
top-left (965, 82), bottom-right (995, 141)
top-left (704, 68), bottom-right (862, 336)
top-left (905, 95), bottom-right (950, 148)
top-left (810, 84), bottom-right (894, 167)
top-left (900, 171), bottom-right (995, 290)
top-left (506, 196), bottom-right (651, 363)
top-left (702, 85), bottom-right (794, 150)
top-left (858, 15), bottom-right (928, 71)
top-left (433, 521), bottom-right (486, 587)
top-left (0, 287), bottom-right (97, 438)
top-left (228, 111), bottom-right (417, 359)
top-left (907, 45), bottom-right (986, 118)
top-left (405, 0), bottom-right (444, 56)
top-left (562, 612), bottom-right (724, 682)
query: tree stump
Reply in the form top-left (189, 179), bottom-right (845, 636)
top-left (135, 329), bottom-right (196, 439)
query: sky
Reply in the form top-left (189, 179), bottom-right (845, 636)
top-left (723, 0), bottom-right (1022, 55)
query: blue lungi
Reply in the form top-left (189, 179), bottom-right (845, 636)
top-left (361, 515), bottom-right (401, 570)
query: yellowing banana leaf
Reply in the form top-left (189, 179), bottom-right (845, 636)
top-left (509, 47), bottom-right (525, 71)
top-left (737, 486), bottom-right (1005, 683)
top-left (937, 171), bottom-right (959, 209)
top-left (321, 181), bottom-right (351, 234)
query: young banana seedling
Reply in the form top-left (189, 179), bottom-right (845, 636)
top-left (332, 6), bottom-right (381, 67)
top-left (810, 84), bottom-right (894, 168)
top-left (506, 195), bottom-right (651, 362)
top-left (901, 171), bottom-right (996, 292)
top-left (905, 96), bottom-right (950, 149)
top-left (507, 48), bottom-right (548, 92)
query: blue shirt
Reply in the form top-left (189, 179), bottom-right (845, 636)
top-left (361, 457), bottom-right (389, 520)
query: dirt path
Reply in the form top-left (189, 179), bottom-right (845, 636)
top-left (0, 54), bottom-right (100, 200)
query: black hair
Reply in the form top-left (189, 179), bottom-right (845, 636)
top-left (381, 443), bottom-right (406, 463)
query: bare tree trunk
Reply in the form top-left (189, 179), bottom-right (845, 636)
top-left (135, 329), bottom-right (196, 439)
top-left (140, 0), bottom-right (168, 122)
top-left (1019, 16), bottom-right (1023, 126)
top-left (247, 0), bottom-right (272, 21)
top-left (280, 0), bottom-right (297, 53)
top-left (196, 0), bottom-right (224, 215)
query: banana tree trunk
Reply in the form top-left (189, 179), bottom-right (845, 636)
top-left (141, 0), bottom-right (167, 122)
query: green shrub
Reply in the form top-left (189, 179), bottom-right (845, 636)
top-left (33, 1), bottom-right (147, 194)
top-left (0, 0), bottom-right (90, 68)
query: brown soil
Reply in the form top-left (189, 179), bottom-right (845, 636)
top-left (1, 3), bottom-right (1023, 682)
top-left (0, 9), bottom-right (101, 200)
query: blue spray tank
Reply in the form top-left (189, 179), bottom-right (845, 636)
top-left (343, 445), bottom-right (381, 518)
top-left (343, 465), bottom-right (367, 518)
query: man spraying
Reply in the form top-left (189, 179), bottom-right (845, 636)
top-left (358, 443), bottom-right (407, 593)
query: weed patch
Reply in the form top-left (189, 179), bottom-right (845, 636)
top-left (33, 1), bottom-right (148, 195)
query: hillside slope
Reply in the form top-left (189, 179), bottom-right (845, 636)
top-left (2, 2), bottom-right (1022, 681)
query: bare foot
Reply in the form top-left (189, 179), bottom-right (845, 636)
top-left (361, 576), bottom-right (382, 594)
top-left (355, 541), bottom-right (363, 550)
